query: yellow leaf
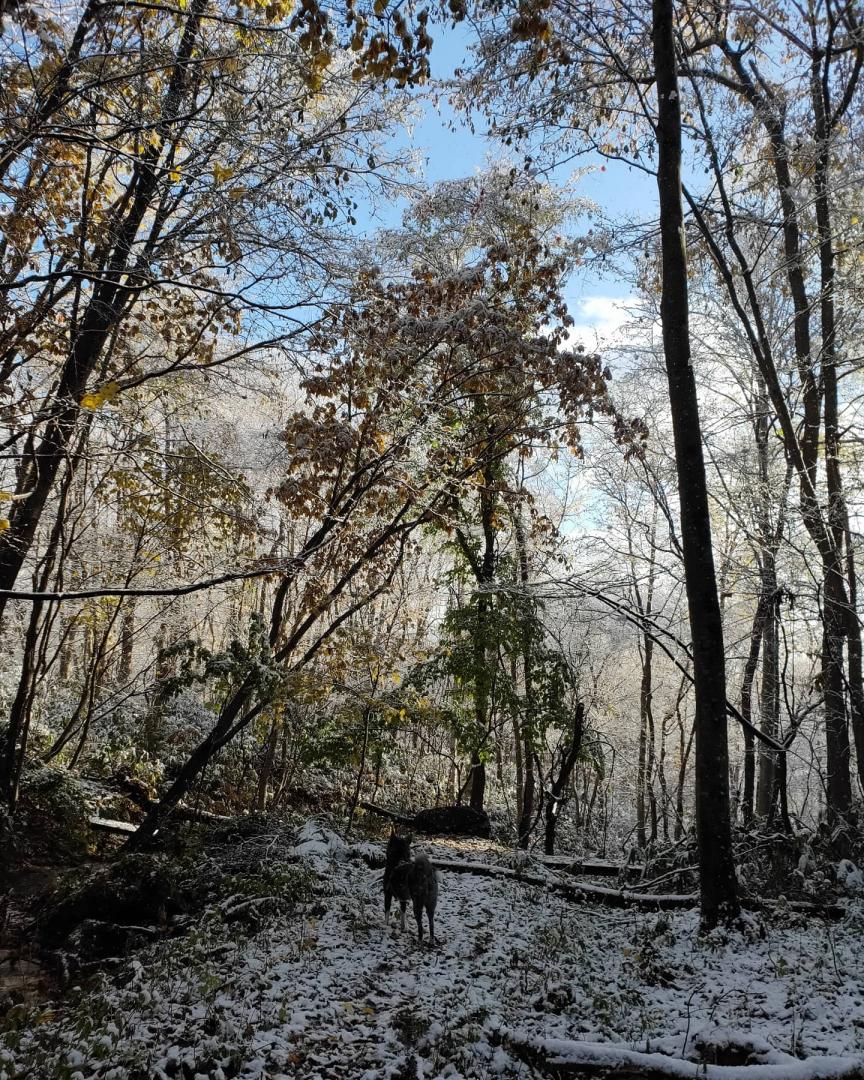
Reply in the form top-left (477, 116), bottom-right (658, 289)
top-left (851, 215), bottom-right (860, 225)
top-left (213, 163), bottom-right (234, 184)
top-left (0, 519), bottom-right (9, 531)
top-left (80, 381), bottom-right (120, 410)
top-left (169, 169), bottom-right (181, 182)
top-left (0, 491), bottom-right (12, 501)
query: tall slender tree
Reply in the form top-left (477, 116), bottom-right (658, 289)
top-left (652, 0), bottom-right (738, 927)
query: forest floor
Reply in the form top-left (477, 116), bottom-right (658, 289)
top-left (2, 822), bottom-right (864, 1079)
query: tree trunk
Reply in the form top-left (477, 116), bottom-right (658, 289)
top-left (127, 672), bottom-right (262, 849)
top-left (756, 561), bottom-right (779, 818)
top-left (469, 749), bottom-right (486, 811)
top-left (636, 669), bottom-right (648, 848)
top-left (845, 526), bottom-right (864, 796)
top-left (812, 66), bottom-right (855, 817)
top-left (256, 709), bottom-right (282, 813)
top-left (631, 505), bottom-right (658, 848)
top-left (519, 736), bottom-right (535, 850)
top-left (467, 463), bottom-right (497, 812)
top-left (739, 599), bottom-right (764, 825)
top-left (822, 587), bottom-right (852, 816)
top-left (673, 675), bottom-right (692, 841)
top-left (511, 657), bottom-right (524, 825)
top-left (512, 498), bottom-right (537, 849)
top-left (657, 713), bottom-right (670, 840)
top-left (1, 424), bottom-right (90, 804)
top-left (544, 704), bottom-right (585, 856)
top-left (118, 604), bottom-right (135, 681)
top-left (652, 0), bottom-right (738, 927)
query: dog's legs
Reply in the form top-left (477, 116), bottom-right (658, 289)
top-left (384, 891), bottom-right (392, 924)
top-left (413, 898), bottom-right (424, 943)
top-left (427, 906), bottom-right (435, 946)
top-left (399, 900), bottom-right (407, 931)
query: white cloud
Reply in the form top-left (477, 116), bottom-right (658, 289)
top-left (567, 295), bottom-right (636, 349)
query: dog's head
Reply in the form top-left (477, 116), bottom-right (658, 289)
top-left (386, 831), bottom-right (412, 867)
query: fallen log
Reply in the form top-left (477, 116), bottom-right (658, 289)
top-left (540, 855), bottom-right (646, 877)
top-left (358, 801), bottom-right (491, 837)
top-left (358, 801), bottom-right (414, 826)
top-left (87, 806), bottom-right (235, 838)
top-left (166, 804), bottom-right (234, 826)
top-left (749, 896), bottom-right (847, 919)
top-left (494, 1029), bottom-right (864, 1079)
top-left (432, 858), bottom-right (698, 910)
top-left (413, 805), bottom-right (491, 837)
top-left (114, 778), bottom-right (234, 826)
top-left (83, 775), bottom-right (234, 828)
top-left (433, 859), bottom-right (846, 917)
top-left (88, 816), bottom-right (138, 836)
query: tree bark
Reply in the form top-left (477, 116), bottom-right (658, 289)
top-left (347, 706), bottom-right (373, 829)
top-left (543, 703), bottom-right (584, 855)
top-left (811, 54), bottom-right (856, 814)
top-left (756, 560), bottom-right (779, 818)
top-left (739, 598), bottom-right (765, 825)
top-left (256, 709), bottom-right (282, 814)
top-left (652, 0), bottom-right (738, 927)
top-left (118, 604), bottom-right (135, 682)
top-left (468, 464), bottom-right (497, 811)
top-left (512, 499), bottom-right (536, 849)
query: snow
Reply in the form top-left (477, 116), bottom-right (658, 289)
top-left (88, 816), bottom-right (138, 834)
top-left (292, 819), bottom-right (349, 864)
top-left (836, 861), bottom-right (864, 894)
top-left (2, 832), bottom-right (864, 1078)
top-left (500, 1030), bottom-right (864, 1077)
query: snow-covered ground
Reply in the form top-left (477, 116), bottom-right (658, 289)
top-left (2, 824), bottom-right (864, 1079)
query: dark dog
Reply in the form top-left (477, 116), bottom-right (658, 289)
top-left (383, 833), bottom-right (438, 945)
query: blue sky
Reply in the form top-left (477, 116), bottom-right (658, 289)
top-left (375, 23), bottom-right (657, 334)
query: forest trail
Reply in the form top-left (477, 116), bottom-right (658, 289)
top-left (2, 829), bottom-right (864, 1079)
top-left (261, 835), bottom-right (864, 1078)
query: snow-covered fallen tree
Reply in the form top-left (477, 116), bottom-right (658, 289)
top-left (494, 1028), bottom-right (864, 1079)
top-left (432, 858), bottom-right (846, 916)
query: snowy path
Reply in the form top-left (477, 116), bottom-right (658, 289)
top-left (2, 834), bottom-right (864, 1079)
top-left (251, 845), bottom-right (864, 1078)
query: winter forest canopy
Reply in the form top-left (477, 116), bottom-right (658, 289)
top-left (2, 1), bottom-right (864, 1077)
